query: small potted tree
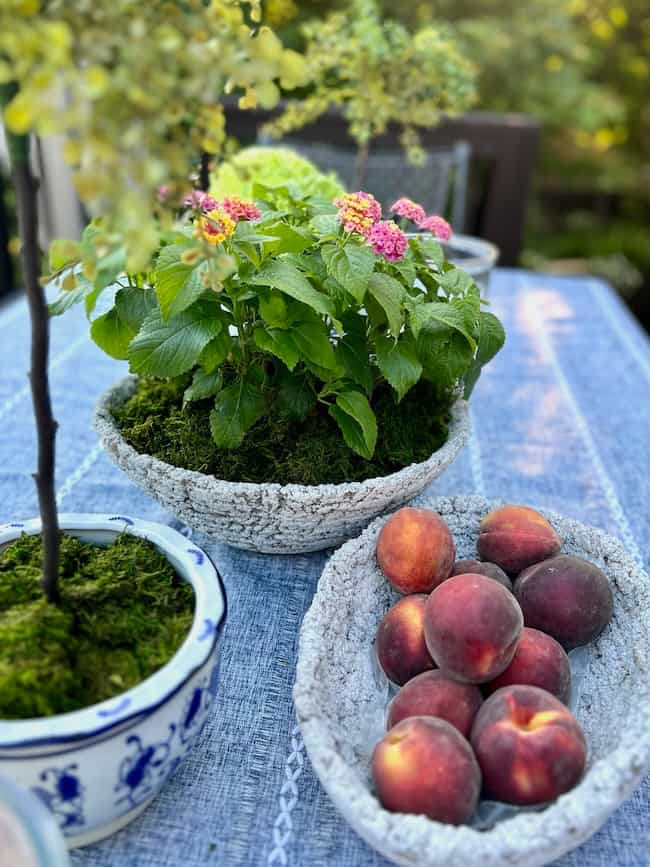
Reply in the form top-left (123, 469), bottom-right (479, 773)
top-left (262, 0), bottom-right (476, 186)
top-left (0, 0), bottom-right (304, 846)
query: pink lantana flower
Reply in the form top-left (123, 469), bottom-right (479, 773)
top-left (390, 197), bottom-right (426, 225)
top-left (334, 191), bottom-right (382, 238)
top-left (220, 195), bottom-right (261, 222)
top-left (418, 214), bottom-right (452, 242)
top-left (367, 220), bottom-right (409, 262)
top-left (184, 190), bottom-right (219, 212)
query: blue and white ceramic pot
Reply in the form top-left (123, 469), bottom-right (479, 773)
top-left (0, 515), bottom-right (227, 848)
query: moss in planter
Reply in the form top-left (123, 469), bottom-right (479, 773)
top-left (0, 533), bottom-right (194, 720)
top-left (113, 377), bottom-right (452, 485)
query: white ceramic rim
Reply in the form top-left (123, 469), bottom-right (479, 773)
top-left (0, 514), bottom-right (226, 749)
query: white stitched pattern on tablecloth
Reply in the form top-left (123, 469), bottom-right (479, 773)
top-left (56, 442), bottom-right (104, 506)
top-left (522, 283), bottom-right (643, 568)
top-left (589, 279), bottom-right (650, 385)
top-left (0, 299), bottom-right (26, 331)
top-left (267, 724), bottom-right (306, 866)
top-left (0, 333), bottom-right (89, 422)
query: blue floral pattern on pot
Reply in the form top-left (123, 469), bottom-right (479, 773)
top-left (32, 764), bottom-right (85, 830)
top-left (115, 726), bottom-right (177, 809)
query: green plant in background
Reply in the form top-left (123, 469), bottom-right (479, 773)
top-left (54, 187), bottom-right (504, 466)
top-left (0, 0), bottom-right (307, 599)
top-left (263, 0), bottom-right (476, 184)
top-left (211, 146), bottom-right (345, 202)
top-left (1, 0), bottom-right (308, 271)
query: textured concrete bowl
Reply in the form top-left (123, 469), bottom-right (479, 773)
top-left (295, 494), bottom-right (650, 867)
top-left (94, 376), bottom-right (470, 554)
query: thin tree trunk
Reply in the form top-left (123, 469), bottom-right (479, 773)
top-left (199, 152), bottom-right (210, 192)
top-left (12, 151), bottom-right (60, 604)
top-left (356, 142), bottom-right (369, 189)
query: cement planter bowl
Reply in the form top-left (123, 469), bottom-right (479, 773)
top-left (295, 494), bottom-right (650, 867)
top-left (0, 514), bottom-right (227, 849)
top-left (95, 376), bottom-right (470, 554)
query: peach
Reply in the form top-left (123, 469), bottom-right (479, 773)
top-left (452, 559), bottom-right (512, 591)
top-left (376, 595), bottom-right (435, 686)
top-left (387, 670), bottom-right (483, 738)
top-left (486, 627), bottom-right (572, 704)
top-left (424, 573), bottom-right (523, 683)
top-left (376, 507), bottom-right (456, 594)
top-left (514, 554), bottom-right (614, 650)
top-left (470, 685), bottom-right (586, 805)
top-left (372, 716), bottom-right (481, 824)
top-left (478, 505), bottom-right (561, 574)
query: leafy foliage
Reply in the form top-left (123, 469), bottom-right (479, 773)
top-left (262, 0), bottom-right (476, 165)
top-left (211, 146), bottom-right (345, 201)
top-left (0, 0), bottom-right (308, 270)
top-left (54, 183), bottom-right (504, 461)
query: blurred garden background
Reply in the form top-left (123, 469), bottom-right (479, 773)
top-left (1, 0), bottom-right (649, 328)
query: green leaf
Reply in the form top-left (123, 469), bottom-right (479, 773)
top-left (254, 327), bottom-right (300, 371)
top-left (199, 332), bottom-right (232, 373)
top-left (322, 242), bottom-right (375, 304)
top-left (259, 294), bottom-right (289, 328)
top-left (309, 214), bottom-right (340, 236)
top-left (417, 324), bottom-right (474, 389)
top-left (366, 272), bottom-right (404, 336)
top-left (128, 302), bottom-right (222, 377)
top-left (114, 286), bottom-right (155, 332)
top-left (337, 327), bottom-right (374, 395)
top-left (209, 373), bottom-right (267, 449)
top-left (94, 246), bottom-right (127, 293)
top-left (329, 389), bottom-right (377, 459)
top-left (250, 258), bottom-right (335, 317)
top-left (275, 367), bottom-right (316, 420)
top-left (375, 333), bottom-right (423, 401)
top-left (463, 312), bottom-right (506, 398)
top-left (411, 236), bottom-right (444, 267)
top-left (233, 221), bottom-right (283, 245)
top-left (407, 299), bottom-right (476, 348)
top-left (154, 244), bottom-right (206, 320)
top-left (291, 321), bottom-right (337, 370)
top-left (49, 274), bottom-right (92, 316)
top-left (262, 221), bottom-right (313, 255)
top-left (184, 368), bottom-right (223, 404)
top-left (438, 266), bottom-right (479, 297)
top-left (90, 307), bottom-right (136, 360)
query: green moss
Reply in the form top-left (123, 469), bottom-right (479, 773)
top-left (0, 533), bottom-right (194, 720)
top-left (114, 378), bottom-right (452, 485)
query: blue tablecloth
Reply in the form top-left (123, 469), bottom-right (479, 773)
top-left (1, 269), bottom-right (649, 866)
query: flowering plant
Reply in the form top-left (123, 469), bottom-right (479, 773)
top-left (54, 187), bottom-right (504, 460)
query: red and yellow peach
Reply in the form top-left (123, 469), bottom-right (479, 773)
top-left (376, 595), bottom-right (435, 686)
top-left (478, 505), bottom-right (561, 575)
top-left (515, 554), bottom-right (614, 649)
top-left (376, 508), bottom-right (456, 595)
top-left (424, 573), bottom-right (523, 683)
top-left (387, 670), bottom-right (483, 739)
top-left (372, 716), bottom-right (481, 823)
top-left (471, 685), bottom-right (586, 805)
top-left (486, 627), bottom-right (572, 704)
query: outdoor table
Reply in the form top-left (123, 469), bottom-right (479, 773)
top-left (1, 269), bottom-right (649, 867)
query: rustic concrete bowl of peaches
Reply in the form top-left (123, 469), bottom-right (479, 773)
top-left (295, 494), bottom-right (650, 867)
